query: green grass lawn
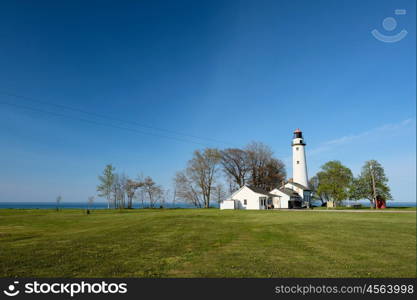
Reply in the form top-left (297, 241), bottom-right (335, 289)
top-left (0, 209), bottom-right (415, 278)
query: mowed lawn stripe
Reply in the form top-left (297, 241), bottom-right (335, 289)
top-left (0, 209), bottom-right (415, 277)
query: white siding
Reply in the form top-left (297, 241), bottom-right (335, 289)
top-left (282, 182), bottom-right (312, 207)
top-left (222, 186), bottom-right (267, 210)
top-left (220, 200), bottom-right (235, 210)
top-left (272, 196), bottom-right (281, 208)
top-left (284, 182), bottom-right (303, 197)
top-left (292, 140), bottom-right (308, 188)
top-left (270, 188), bottom-right (290, 209)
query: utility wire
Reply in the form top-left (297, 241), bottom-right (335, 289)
top-left (0, 90), bottom-right (234, 146)
top-left (0, 101), bottom-right (212, 147)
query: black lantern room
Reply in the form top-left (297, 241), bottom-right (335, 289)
top-left (293, 128), bottom-right (303, 139)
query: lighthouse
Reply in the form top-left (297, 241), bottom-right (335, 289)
top-left (220, 128), bottom-right (312, 210)
top-left (292, 128), bottom-right (309, 188)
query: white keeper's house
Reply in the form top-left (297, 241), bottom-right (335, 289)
top-left (220, 129), bottom-right (311, 210)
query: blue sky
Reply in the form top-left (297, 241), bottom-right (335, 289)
top-left (0, 0), bottom-right (415, 203)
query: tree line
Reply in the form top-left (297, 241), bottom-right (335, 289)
top-left (96, 164), bottom-right (165, 209)
top-left (96, 141), bottom-right (287, 209)
top-left (96, 142), bottom-right (391, 209)
top-left (309, 159), bottom-right (391, 208)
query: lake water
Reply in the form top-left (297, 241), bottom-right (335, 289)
top-left (0, 201), bottom-right (414, 209)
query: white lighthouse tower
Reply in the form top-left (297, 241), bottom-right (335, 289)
top-left (292, 128), bottom-right (309, 188)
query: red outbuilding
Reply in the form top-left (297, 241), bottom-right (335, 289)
top-left (376, 195), bottom-right (386, 209)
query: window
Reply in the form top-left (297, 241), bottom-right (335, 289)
top-left (243, 199), bottom-right (247, 205)
top-left (297, 161), bottom-right (300, 164)
top-left (296, 147), bottom-right (299, 151)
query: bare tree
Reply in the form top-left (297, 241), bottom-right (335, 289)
top-left (126, 179), bottom-right (143, 209)
top-left (155, 186), bottom-right (165, 208)
top-left (245, 142), bottom-right (286, 190)
top-left (190, 148), bottom-right (222, 208)
top-left (214, 184), bottom-right (227, 204)
top-left (174, 171), bottom-right (203, 208)
top-left (138, 189), bottom-right (146, 208)
top-left (161, 189), bottom-right (172, 208)
top-left (263, 158), bottom-right (286, 190)
top-left (220, 148), bottom-right (249, 188)
top-left (246, 141), bottom-right (273, 187)
top-left (112, 173), bottom-right (128, 209)
top-left (171, 188), bottom-right (177, 207)
top-left (56, 195), bottom-right (62, 211)
top-left (186, 148), bottom-right (221, 208)
top-left (87, 196), bottom-right (95, 210)
top-left (141, 176), bottom-right (163, 208)
top-left (136, 173), bottom-right (145, 208)
top-left (225, 172), bottom-right (239, 194)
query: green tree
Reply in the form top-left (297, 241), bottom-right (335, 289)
top-left (97, 164), bottom-right (115, 209)
top-left (316, 160), bottom-right (353, 207)
top-left (309, 175), bottom-right (328, 205)
top-left (350, 160), bottom-right (392, 208)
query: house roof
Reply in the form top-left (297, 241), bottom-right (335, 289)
top-left (286, 181), bottom-right (311, 191)
top-left (279, 188), bottom-right (300, 196)
top-left (246, 186), bottom-right (276, 197)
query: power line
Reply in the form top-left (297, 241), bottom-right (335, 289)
top-left (0, 90), bottom-right (234, 146)
top-left (0, 101), bottom-right (213, 147)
